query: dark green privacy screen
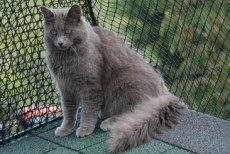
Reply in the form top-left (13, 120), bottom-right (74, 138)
top-left (0, 0), bottom-right (229, 143)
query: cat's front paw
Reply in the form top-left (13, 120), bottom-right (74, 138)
top-left (55, 126), bottom-right (73, 137)
top-left (76, 127), bottom-right (94, 138)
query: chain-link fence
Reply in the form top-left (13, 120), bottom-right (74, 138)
top-left (0, 0), bottom-right (229, 143)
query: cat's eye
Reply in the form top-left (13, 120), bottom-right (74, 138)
top-left (65, 29), bottom-right (72, 34)
top-left (50, 29), bottom-right (57, 35)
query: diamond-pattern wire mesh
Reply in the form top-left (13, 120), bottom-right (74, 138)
top-left (0, 0), bottom-right (229, 143)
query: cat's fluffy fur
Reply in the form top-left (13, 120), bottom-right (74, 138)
top-left (40, 5), bottom-right (187, 153)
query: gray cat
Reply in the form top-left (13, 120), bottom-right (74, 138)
top-left (40, 5), bottom-right (187, 153)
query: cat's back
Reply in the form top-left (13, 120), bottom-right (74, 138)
top-left (93, 28), bottom-right (168, 102)
top-left (93, 27), bottom-right (121, 45)
top-left (93, 27), bottom-right (145, 66)
top-left (93, 27), bottom-right (164, 88)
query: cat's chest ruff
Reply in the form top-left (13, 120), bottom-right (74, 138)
top-left (48, 56), bottom-right (79, 77)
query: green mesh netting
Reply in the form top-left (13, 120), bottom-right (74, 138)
top-left (0, 0), bottom-right (229, 143)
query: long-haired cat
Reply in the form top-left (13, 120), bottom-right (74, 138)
top-left (40, 4), bottom-right (187, 153)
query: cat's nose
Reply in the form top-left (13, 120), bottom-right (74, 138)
top-left (58, 42), bottom-right (63, 47)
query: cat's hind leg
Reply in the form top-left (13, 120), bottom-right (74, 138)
top-left (100, 116), bottom-right (116, 131)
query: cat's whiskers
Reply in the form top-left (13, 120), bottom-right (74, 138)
top-left (71, 46), bottom-right (79, 57)
top-left (70, 46), bottom-right (80, 65)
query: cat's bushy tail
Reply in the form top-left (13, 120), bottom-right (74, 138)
top-left (108, 94), bottom-right (187, 153)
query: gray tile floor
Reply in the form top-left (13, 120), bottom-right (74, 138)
top-left (0, 119), bottom-right (192, 154)
top-left (2, 110), bottom-right (229, 154)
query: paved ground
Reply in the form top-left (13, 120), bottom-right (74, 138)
top-left (0, 120), bottom-right (192, 154)
top-left (1, 110), bottom-right (230, 154)
top-left (158, 111), bottom-right (230, 154)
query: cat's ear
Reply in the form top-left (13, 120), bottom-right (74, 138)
top-left (67, 5), bottom-right (81, 21)
top-left (39, 6), bottom-right (54, 21)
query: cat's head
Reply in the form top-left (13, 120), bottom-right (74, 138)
top-left (40, 5), bottom-right (88, 50)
